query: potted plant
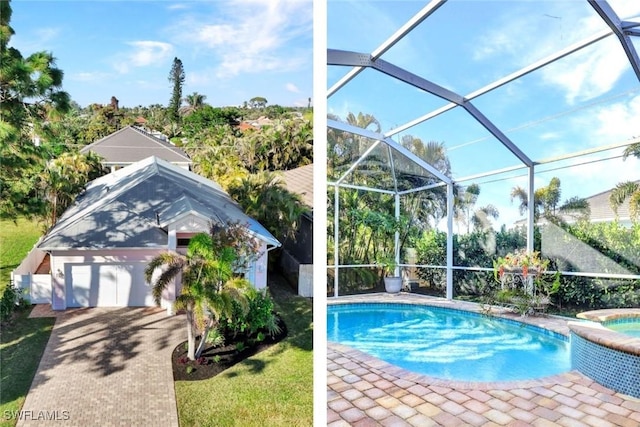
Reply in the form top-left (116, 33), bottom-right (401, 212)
top-left (490, 249), bottom-right (559, 315)
top-left (377, 255), bottom-right (402, 293)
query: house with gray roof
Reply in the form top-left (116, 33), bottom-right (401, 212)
top-left (277, 163), bottom-right (313, 297)
top-left (80, 126), bottom-right (192, 172)
top-left (513, 181), bottom-right (638, 228)
top-left (25, 156), bottom-right (279, 311)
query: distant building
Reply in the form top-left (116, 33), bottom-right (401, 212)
top-left (80, 125), bottom-right (191, 172)
top-left (278, 163), bottom-right (313, 297)
top-left (513, 181), bottom-right (638, 228)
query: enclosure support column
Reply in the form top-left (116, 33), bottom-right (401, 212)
top-left (527, 166), bottom-right (535, 253)
top-left (395, 192), bottom-right (400, 277)
top-left (334, 185), bottom-right (340, 297)
top-left (446, 183), bottom-right (454, 299)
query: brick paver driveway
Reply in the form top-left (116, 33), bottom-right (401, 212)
top-left (17, 307), bottom-right (183, 426)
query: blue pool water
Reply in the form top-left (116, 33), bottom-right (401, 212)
top-left (327, 303), bottom-right (571, 382)
top-left (604, 318), bottom-right (640, 338)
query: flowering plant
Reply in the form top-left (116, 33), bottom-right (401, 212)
top-left (493, 249), bottom-right (549, 280)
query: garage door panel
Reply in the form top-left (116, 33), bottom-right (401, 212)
top-left (125, 263), bottom-right (154, 306)
top-left (66, 262), bottom-right (153, 308)
top-left (66, 265), bottom-right (92, 308)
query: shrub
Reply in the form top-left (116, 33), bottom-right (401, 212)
top-left (1, 282), bottom-right (26, 322)
top-left (221, 289), bottom-right (281, 338)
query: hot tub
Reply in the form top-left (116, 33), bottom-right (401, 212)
top-left (570, 309), bottom-right (640, 398)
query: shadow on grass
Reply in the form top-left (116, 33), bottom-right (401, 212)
top-left (268, 273), bottom-right (313, 352)
top-left (0, 308), bottom-right (55, 407)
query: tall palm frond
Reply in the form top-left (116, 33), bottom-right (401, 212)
top-left (610, 181), bottom-right (640, 220)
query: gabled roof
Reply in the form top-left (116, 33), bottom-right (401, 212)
top-left (80, 126), bottom-right (191, 165)
top-left (513, 181), bottom-right (638, 227)
top-left (280, 163), bottom-right (313, 209)
top-left (585, 181), bottom-right (637, 223)
top-left (39, 156), bottom-right (280, 250)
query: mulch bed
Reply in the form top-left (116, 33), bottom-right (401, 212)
top-left (172, 316), bottom-right (287, 381)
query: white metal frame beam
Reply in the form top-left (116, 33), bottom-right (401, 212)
top-left (328, 50), bottom-right (533, 167)
top-left (328, 118), bottom-right (453, 185)
top-left (385, 29), bottom-right (613, 138)
top-left (588, 0), bottom-right (640, 81)
top-left (327, 0), bottom-right (447, 98)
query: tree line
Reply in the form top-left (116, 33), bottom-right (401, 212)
top-left (328, 110), bottom-right (639, 297)
top-left (1, 0), bottom-right (312, 247)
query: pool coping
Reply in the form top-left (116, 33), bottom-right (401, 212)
top-left (328, 292), bottom-right (579, 390)
top-left (570, 308), bottom-right (640, 357)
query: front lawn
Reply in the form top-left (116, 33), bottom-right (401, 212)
top-left (174, 276), bottom-right (313, 427)
top-left (0, 309), bottom-right (55, 427)
top-left (0, 218), bottom-right (42, 288)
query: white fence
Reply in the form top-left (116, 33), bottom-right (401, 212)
top-left (11, 238), bottom-right (51, 303)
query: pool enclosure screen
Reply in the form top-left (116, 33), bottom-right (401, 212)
top-left (327, 0), bottom-right (640, 299)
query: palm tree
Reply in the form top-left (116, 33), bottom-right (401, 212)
top-left (345, 112), bottom-right (381, 133)
top-left (144, 227), bottom-right (253, 360)
top-left (227, 172), bottom-right (305, 243)
top-left (511, 177), bottom-right (589, 223)
top-left (399, 136), bottom-right (453, 231)
top-left (609, 143), bottom-right (640, 220)
top-left (39, 151), bottom-right (107, 227)
top-left (181, 92), bottom-right (207, 116)
top-left (610, 181), bottom-right (640, 220)
top-left (455, 183), bottom-right (500, 232)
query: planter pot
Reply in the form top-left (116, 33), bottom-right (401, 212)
top-left (384, 276), bottom-right (402, 293)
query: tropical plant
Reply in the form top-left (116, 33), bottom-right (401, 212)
top-left (0, 0), bottom-right (71, 219)
top-left (38, 151), bottom-right (107, 227)
top-left (144, 223), bottom-right (258, 360)
top-left (455, 183), bottom-right (500, 233)
top-left (248, 96), bottom-right (268, 109)
top-left (609, 143), bottom-right (640, 220)
top-left (227, 171), bottom-right (305, 243)
top-left (493, 249), bottom-right (549, 280)
top-left (510, 177), bottom-right (589, 223)
top-left (181, 92), bottom-right (207, 116)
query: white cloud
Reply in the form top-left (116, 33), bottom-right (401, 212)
top-left (167, 3), bottom-right (189, 11)
top-left (286, 83), bottom-right (300, 93)
top-left (540, 38), bottom-right (630, 105)
top-left (593, 94), bottom-right (640, 141)
top-left (471, 3), bottom-right (637, 105)
top-left (173, 0), bottom-right (311, 78)
top-left (71, 71), bottom-right (112, 82)
top-left (113, 41), bottom-right (174, 74)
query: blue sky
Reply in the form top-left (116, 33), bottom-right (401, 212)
top-left (328, 0), bottom-right (640, 229)
top-left (10, 0), bottom-right (312, 109)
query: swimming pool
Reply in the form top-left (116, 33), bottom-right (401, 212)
top-left (327, 302), bottom-right (570, 382)
top-left (604, 318), bottom-right (640, 338)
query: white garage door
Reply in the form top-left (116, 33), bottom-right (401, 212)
top-left (66, 263), bottom-right (154, 307)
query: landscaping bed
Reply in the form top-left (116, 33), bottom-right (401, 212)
top-left (172, 316), bottom-right (287, 381)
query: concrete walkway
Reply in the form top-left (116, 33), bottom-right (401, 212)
top-left (18, 307), bottom-right (183, 426)
top-left (328, 294), bottom-right (640, 426)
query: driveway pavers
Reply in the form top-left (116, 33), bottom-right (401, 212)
top-left (17, 307), bottom-right (183, 426)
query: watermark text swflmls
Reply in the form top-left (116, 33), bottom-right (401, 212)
top-left (3, 410), bottom-right (70, 421)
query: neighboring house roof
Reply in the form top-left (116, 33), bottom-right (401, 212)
top-left (280, 163), bottom-right (313, 209)
top-left (512, 181), bottom-right (637, 226)
top-left (585, 182), bottom-right (635, 223)
top-left (237, 122), bottom-right (257, 132)
top-left (38, 156), bottom-right (280, 250)
top-left (79, 126), bottom-right (191, 166)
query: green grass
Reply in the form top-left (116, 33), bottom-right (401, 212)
top-left (0, 309), bottom-right (55, 427)
top-left (174, 281), bottom-right (313, 427)
top-left (0, 217), bottom-right (52, 427)
top-left (0, 218), bottom-right (43, 288)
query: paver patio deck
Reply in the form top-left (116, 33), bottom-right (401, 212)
top-left (328, 294), bottom-right (640, 426)
top-left (17, 306), bottom-right (183, 426)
